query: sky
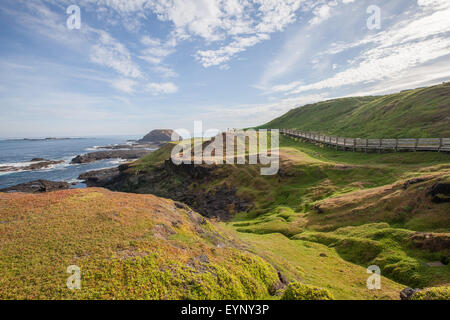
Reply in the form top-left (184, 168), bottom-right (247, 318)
top-left (0, 0), bottom-right (449, 138)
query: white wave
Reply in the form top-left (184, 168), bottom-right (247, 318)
top-left (0, 169), bottom-right (27, 176)
top-left (0, 159), bottom-right (70, 175)
top-left (107, 159), bottom-right (129, 165)
top-left (67, 178), bottom-right (83, 184)
top-left (0, 161), bottom-right (37, 168)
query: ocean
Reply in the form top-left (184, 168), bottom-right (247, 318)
top-left (0, 136), bottom-right (141, 189)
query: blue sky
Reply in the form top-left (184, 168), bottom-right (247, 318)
top-left (0, 0), bottom-right (449, 138)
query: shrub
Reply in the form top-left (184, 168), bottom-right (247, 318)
top-left (412, 286), bottom-right (450, 300)
top-left (281, 281), bottom-right (334, 300)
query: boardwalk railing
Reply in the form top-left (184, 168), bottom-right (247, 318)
top-left (280, 129), bottom-right (450, 152)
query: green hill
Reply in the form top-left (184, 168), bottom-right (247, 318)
top-left (259, 82), bottom-right (450, 138)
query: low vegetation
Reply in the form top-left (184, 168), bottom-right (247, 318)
top-left (0, 189), bottom-right (279, 299)
top-left (411, 286), bottom-right (450, 300)
top-left (259, 82), bottom-right (450, 138)
top-left (84, 131), bottom-right (449, 299)
top-left (281, 281), bottom-right (334, 300)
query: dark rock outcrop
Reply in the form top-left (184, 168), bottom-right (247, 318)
top-left (78, 167), bottom-right (121, 187)
top-left (402, 177), bottom-right (432, 190)
top-left (0, 180), bottom-right (70, 193)
top-left (94, 143), bottom-right (154, 150)
top-left (138, 129), bottom-right (178, 145)
top-left (192, 186), bottom-right (253, 221)
top-left (400, 287), bottom-right (419, 300)
top-left (71, 150), bottom-right (152, 164)
top-left (429, 182), bottom-right (450, 203)
top-left (409, 232), bottom-right (450, 253)
top-left (89, 159), bottom-right (253, 221)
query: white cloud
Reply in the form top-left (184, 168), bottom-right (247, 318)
top-left (146, 82), bottom-right (178, 95)
top-left (290, 38), bottom-right (450, 94)
top-left (90, 31), bottom-right (142, 79)
top-left (265, 0), bottom-right (450, 95)
top-left (68, 0), bottom-right (305, 68)
top-left (111, 78), bottom-right (138, 93)
top-left (154, 65), bottom-right (178, 78)
top-left (309, 5), bottom-right (332, 26)
top-left (139, 35), bottom-right (175, 60)
top-left (196, 33), bottom-right (270, 67)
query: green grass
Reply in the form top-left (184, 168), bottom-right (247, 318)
top-left (412, 286), bottom-right (450, 300)
top-left (259, 82), bottom-right (450, 138)
top-left (279, 135), bottom-right (450, 168)
top-left (132, 142), bottom-right (176, 173)
top-left (118, 132), bottom-right (449, 297)
top-left (293, 223), bottom-right (450, 288)
top-left (0, 189), bottom-right (279, 300)
top-left (216, 137), bottom-right (449, 292)
top-left (281, 281), bottom-right (334, 300)
top-left (220, 226), bottom-right (405, 300)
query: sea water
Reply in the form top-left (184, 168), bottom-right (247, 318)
top-left (0, 136), bottom-right (140, 189)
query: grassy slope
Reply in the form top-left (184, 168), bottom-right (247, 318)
top-left (132, 135), bottom-right (449, 293)
top-left (220, 226), bottom-right (404, 300)
top-left (0, 188), bottom-right (280, 300)
top-left (215, 136), bottom-right (450, 289)
top-left (258, 82), bottom-right (450, 138)
top-left (2, 136), bottom-right (447, 299)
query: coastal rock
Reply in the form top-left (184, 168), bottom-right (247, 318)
top-left (78, 167), bottom-right (121, 187)
top-left (400, 287), bottom-right (419, 300)
top-left (0, 180), bottom-right (70, 193)
top-left (0, 159), bottom-right (64, 173)
top-left (94, 143), bottom-right (154, 150)
top-left (138, 129), bottom-right (178, 145)
top-left (71, 149), bottom-right (152, 164)
top-left (91, 159), bottom-right (253, 221)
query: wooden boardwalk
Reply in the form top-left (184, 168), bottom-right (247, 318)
top-left (280, 129), bottom-right (450, 152)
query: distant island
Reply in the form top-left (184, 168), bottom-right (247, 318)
top-left (22, 137), bottom-right (85, 141)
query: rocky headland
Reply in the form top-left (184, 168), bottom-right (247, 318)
top-left (138, 129), bottom-right (178, 147)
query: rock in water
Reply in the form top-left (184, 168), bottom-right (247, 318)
top-left (0, 180), bottom-right (70, 193)
top-left (78, 167), bottom-right (121, 187)
top-left (0, 159), bottom-right (64, 173)
top-left (71, 149), bottom-right (152, 164)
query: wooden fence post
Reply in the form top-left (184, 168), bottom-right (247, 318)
top-left (438, 138), bottom-right (443, 152)
top-left (395, 139), bottom-right (398, 152)
top-left (414, 138), bottom-right (419, 152)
